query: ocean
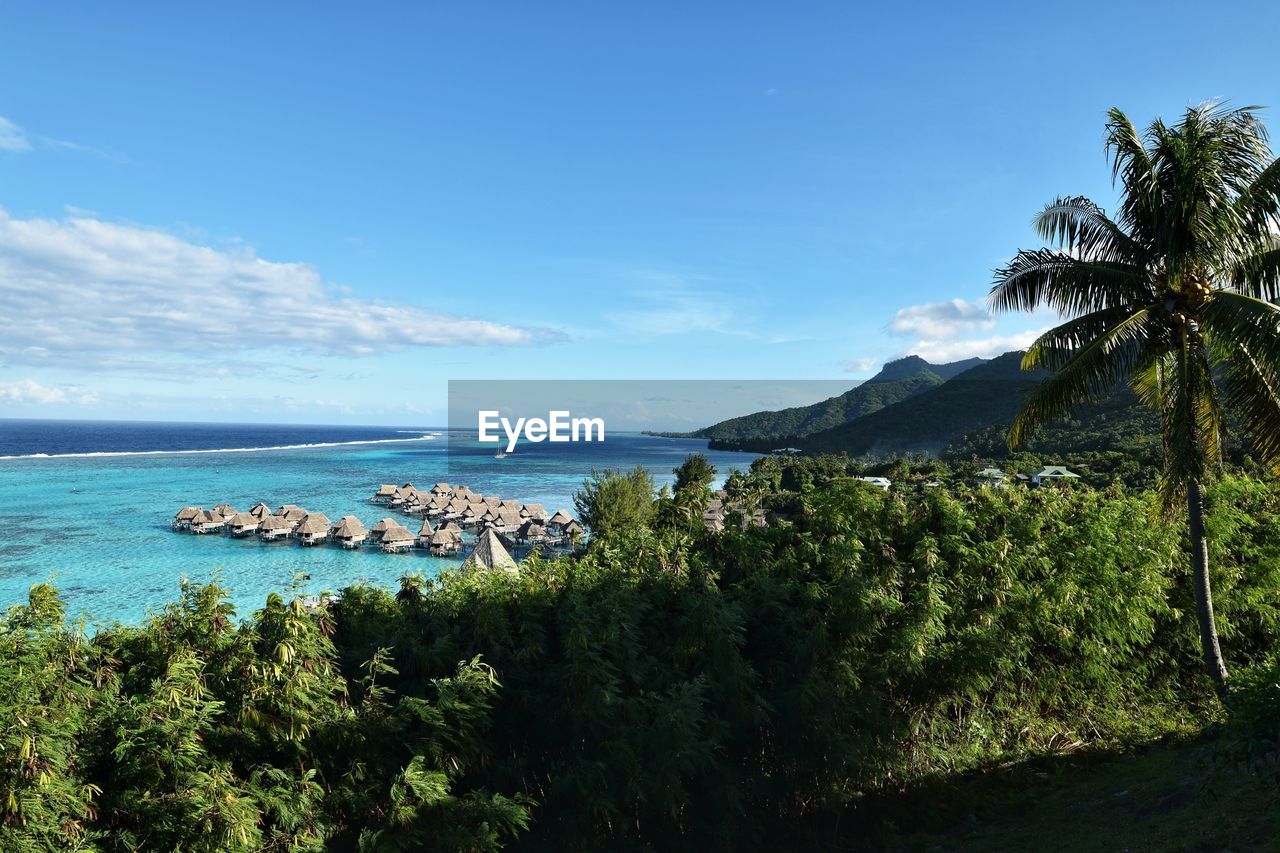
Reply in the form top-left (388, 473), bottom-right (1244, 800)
top-left (0, 419), bottom-right (759, 624)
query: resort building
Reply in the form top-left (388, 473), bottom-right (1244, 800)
top-left (520, 503), bottom-right (546, 521)
top-left (248, 502), bottom-right (272, 520)
top-left (516, 519), bottom-right (546, 544)
top-left (190, 509), bottom-right (226, 534)
top-left (295, 513), bottom-right (332, 546)
top-left (379, 524), bottom-right (415, 553)
top-left (369, 518), bottom-right (400, 543)
top-left (977, 468), bottom-right (1009, 487)
top-left (857, 476), bottom-right (892, 491)
top-left (545, 510), bottom-right (574, 534)
top-left (1032, 466), bottom-right (1081, 486)
top-left (371, 484), bottom-right (397, 503)
top-left (211, 503), bottom-right (238, 520)
top-left (257, 515), bottom-right (295, 541)
top-left (416, 519), bottom-right (435, 548)
top-left (274, 505), bottom-right (308, 523)
top-left (428, 528), bottom-right (461, 556)
top-left (227, 512), bottom-right (261, 537)
top-left (430, 483), bottom-right (452, 497)
top-left (460, 528), bottom-right (519, 575)
top-left (173, 506), bottom-right (201, 530)
top-left (330, 516), bottom-right (368, 548)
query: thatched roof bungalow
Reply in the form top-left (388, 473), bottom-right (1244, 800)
top-left (460, 528), bottom-right (518, 575)
top-left (191, 509), bottom-right (226, 534)
top-left (371, 484), bottom-right (397, 503)
top-left (248, 502), bottom-right (272, 520)
top-left (520, 503), bottom-right (546, 521)
top-left (228, 512), bottom-right (260, 537)
top-left (430, 483), bottom-right (452, 497)
top-left (257, 515), bottom-right (295, 540)
top-left (416, 519), bottom-right (435, 547)
top-left (427, 527), bottom-right (460, 555)
top-left (173, 506), bottom-right (202, 529)
top-left (212, 503), bottom-right (238, 519)
top-left (516, 519), bottom-right (546, 542)
top-left (296, 513), bottom-right (332, 546)
top-left (379, 524), bottom-right (415, 553)
top-left (330, 516), bottom-right (368, 548)
top-left (274, 504), bottom-right (308, 523)
top-left (369, 518), bottom-right (400, 542)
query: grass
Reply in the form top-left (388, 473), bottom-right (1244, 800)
top-left (876, 735), bottom-right (1280, 852)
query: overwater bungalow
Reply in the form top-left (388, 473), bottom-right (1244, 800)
top-left (445, 498), bottom-right (469, 519)
top-left (257, 515), bottom-right (295, 541)
top-left (191, 509), bottom-right (226, 534)
top-left (296, 513), bottom-right (332, 546)
top-left (545, 510), bottom-right (574, 534)
top-left (248, 502), bottom-right (272, 520)
top-left (427, 527), bottom-right (460, 555)
top-left (498, 499), bottom-right (521, 513)
top-left (330, 516), bottom-right (368, 548)
top-left (380, 525), bottom-right (415, 553)
top-left (416, 518), bottom-right (434, 548)
top-left (515, 519), bottom-right (546, 543)
top-left (371, 484), bottom-right (397, 503)
top-left (488, 508), bottom-right (524, 533)
top-left (430, 483), bottom-right (451, 497)
top-left (561, 519), bottom-right (584, 540)
top-left (211, 503), bottom-right (238, 519)
top-left (173, 506), bottom-right (202, 530)
top-left (481, 495), bottom-right (501, 507)
top-left (369, 518), bottom-right (400, 543)
top-left (274, 504), bottom-right (308, 523)
top-left (460, 528), bottom-right (519, 575)
top-left (227, 512), bottom-right (260, 537)
top-left (424, 496), bottom-right (446, 516)
top-left (461, 504), bottom-right (485, 527)
top-left (520, 503), bottom-right (546, 521)
top-left (453, 485), bottom-right (476, 501)
top-left (391, 485), bottom-right (421, 507)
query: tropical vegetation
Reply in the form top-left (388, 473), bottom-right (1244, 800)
top-left (992, 103), bottom-right (1280, 695)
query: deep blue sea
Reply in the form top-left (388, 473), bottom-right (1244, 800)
top-left (0, 419), bottom-right (758, 624)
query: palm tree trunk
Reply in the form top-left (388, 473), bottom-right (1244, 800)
top-left (1187, 477), bottom-right (1228, 697)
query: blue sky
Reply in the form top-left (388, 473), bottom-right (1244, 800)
top-left (2, 1), bottom-right (1279, 424)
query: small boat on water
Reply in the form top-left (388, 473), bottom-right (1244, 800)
top-left (493, 452), bottom-right (507, 459)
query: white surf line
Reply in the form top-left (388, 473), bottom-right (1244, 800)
top-left (0, 435), bottom-right (437, 461)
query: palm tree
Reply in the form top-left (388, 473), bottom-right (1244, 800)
top-left (990, 103), bottom-right (1280, 697)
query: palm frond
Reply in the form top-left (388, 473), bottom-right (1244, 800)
top-left (1034, 196), bottom-right (1145, 265)
top-left (989, 249), bottom-right (1148, 315)
top-left (1008, 308), bottom-right (1152, 448)
top-left (1229, 243), bottom-right (1280, 300)
top-left (1021, 304), bottom-right (1145, 371)
top-left (1201, 291), bottom-right (1280, 467)
top-left (1105, 107), bottom-right (1159, 244)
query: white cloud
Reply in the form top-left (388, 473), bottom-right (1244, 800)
top-left (0, 378), bottom-right (97, 405)
top-left (0, 210), bottom-right (563, 366)
top-left (0, 117), bottom-right (31, 152)
top-left (888, 298), bottom-right (994, 339)
top-left (909, 328), bottom-right (1046, 363)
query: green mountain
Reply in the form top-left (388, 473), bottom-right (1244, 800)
top-left (691, 355), bottom-right (986, 443)
top-left (796, 352), bottom-right (1045, 456)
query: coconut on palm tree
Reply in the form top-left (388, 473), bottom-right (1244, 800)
top-left (990, 103), bottom-right (1280, 696)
